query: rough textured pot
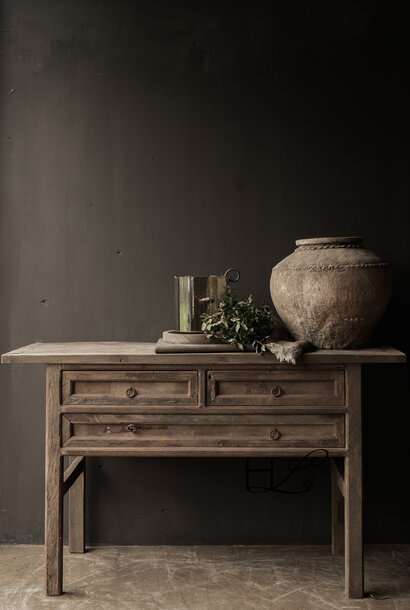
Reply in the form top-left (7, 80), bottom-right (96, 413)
top-left (270, 236), bottom-right (391, 349)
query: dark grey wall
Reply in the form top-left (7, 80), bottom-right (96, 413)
top-left (1, 0), bottom-right (409, 545)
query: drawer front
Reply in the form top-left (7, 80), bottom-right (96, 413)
top-left (207, 369), bottom-right (344, 406)
top-left (62, 414), bottom-right (344, 448)
top-left (62, 370), bottom-right (198, 406)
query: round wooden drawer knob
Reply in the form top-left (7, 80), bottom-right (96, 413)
top-left (271, 385), bottom-right (282, 397)
top-left (127, 424), bottom-right (137, 433)
top-left (270, 428), bottom-right (281, 441)
top-left (126, 386), bottom-right (137, 398)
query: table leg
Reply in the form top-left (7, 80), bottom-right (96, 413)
top-left (344, 364), bottom-right (363, 598)
top-left (45, 365), bottom-right (63, 595)
top-left (331, 459), bottom-right (344, 556)
top-left (69, 456), bottom-right (85, 553)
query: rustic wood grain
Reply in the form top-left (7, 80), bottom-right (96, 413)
top-left (198, 367), bottom-right (207, 407)
top-left (68, 456), bottom-right (85, 554)
top-left (3, 343), bottom-right (404, 599)
top-left (331, 457), bottom-right (345, 496)
top-left (62, 456), bottom-right (84, 494)
top-left (207, 369), bottom-right (345, 406)
top-left (62, 370), bottom-right (198, 406)
top-left (61, 412), bottom-right (345, 449)
top-left (60, 404), bottom-right (346, 415)
top-left (344, 364), bottom-right (363, 598)
top-left (1, 342), bottom-right (406, 364)
top-left (61, 363), bottom-right (347, 371)
top-left (60, 413), bottom-right (342, 425)
top-left (61, 446), bottom-right (347, 457)
top-left (45, 364), bottom-right (63, 596)
top-left (331, 457), bottom-right (345, 557)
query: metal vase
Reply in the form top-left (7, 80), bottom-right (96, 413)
top-left (174, 268), bottom-right (240, 332)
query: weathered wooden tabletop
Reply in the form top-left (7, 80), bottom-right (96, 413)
top-left (1, 342), bottom-right (406, 364)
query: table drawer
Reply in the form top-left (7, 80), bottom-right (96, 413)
top-left (62, 370), bottom-right (198, 406)
top-left (62, 414), bottom-right (345, 448)
top-left (207, 369), bottom-right (344, 406)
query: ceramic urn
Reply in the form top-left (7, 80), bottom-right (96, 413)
top-left (270, 236), bottom-right (392, 349)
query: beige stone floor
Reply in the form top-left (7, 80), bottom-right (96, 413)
top-left (0, 545), bottom-right (409, 610)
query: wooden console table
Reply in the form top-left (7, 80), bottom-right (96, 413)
top-left (1, 343), bottom-right (405, 598)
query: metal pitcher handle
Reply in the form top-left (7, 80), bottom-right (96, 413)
top-left (224, 268), bottom-right (240, 283)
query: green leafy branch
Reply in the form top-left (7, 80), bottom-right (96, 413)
top-left (200, 291), bottom-right (278, 352)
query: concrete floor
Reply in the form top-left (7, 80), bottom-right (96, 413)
top-left (0, 545), bottom-right (409, 610)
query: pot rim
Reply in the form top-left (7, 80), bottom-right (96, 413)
top-left (295, 236), bottom-right (362, 247)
